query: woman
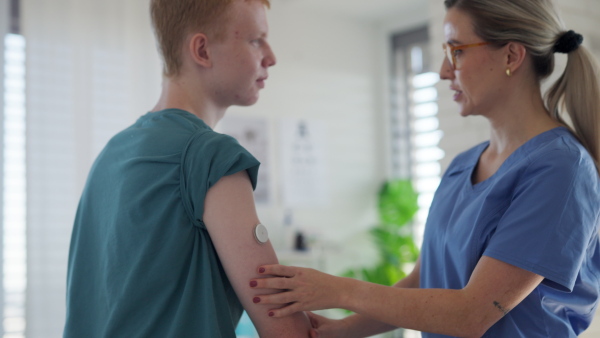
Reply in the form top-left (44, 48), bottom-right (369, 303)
top-left (250, 0), bottom-right (600, 337)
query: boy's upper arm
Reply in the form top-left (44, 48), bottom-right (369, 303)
top-left (203, 170), bottom-right (311, 338)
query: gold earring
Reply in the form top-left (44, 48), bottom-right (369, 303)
top-left (506, 68), bottom-right (512, 77)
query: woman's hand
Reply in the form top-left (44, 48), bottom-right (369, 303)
top-left (307, 312), bottom-right (353, 338)
top-left (249, 264), bottom-right (348, 317)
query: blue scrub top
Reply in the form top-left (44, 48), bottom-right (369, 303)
top-left (420, 127), bottom-right (600, 337)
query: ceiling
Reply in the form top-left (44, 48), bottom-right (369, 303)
top-left (279, 0), bottom-right (424, 22)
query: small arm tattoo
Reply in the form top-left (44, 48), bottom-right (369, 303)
top-left (493, 301), bottom-right (510, 316)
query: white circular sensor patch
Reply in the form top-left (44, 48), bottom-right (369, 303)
top-left (254, 223), bottom-right (269, 244)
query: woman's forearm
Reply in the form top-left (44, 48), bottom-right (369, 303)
top-left (255, 244), bottom-right (541, 337)
top-left (336, 257), bottom-right (543, 338)
top-left (338, 271), bottom-right (422, 338)
top-left (337, 278), bottom-right (481, 337)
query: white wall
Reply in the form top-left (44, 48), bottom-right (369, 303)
top-left (23, 0), bottom-right (161, 336)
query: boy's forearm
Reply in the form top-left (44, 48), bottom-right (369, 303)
top-left (340, 313), bottom-right (398, 338)
top-left (258, 311), bottom-right (312, 338)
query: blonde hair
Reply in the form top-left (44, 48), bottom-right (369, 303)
top-left (445, 0), bottom-right (600, 171)
top-left (150, 0), bottom-right (271, 78)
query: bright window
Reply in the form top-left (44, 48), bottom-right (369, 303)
top-left (389, 25), bottom-right (443, 338)
top-left (3, 32), bottom-right (26, 338)
top-left (390, 27), bottom-right (443, 248)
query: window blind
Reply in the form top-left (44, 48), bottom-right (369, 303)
top-left (0, 2), bottom-right (8, 336)
top-left (389, 25), bottom-right (443, 338)
top-left (3, 33), bottom-right (26, 338)
top-left (390, 27), bottom-right (443, 248)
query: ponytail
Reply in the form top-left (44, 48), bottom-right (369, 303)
top-left (545, 45), bottom-right (600, 173)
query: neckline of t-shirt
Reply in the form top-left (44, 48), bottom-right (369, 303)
top-left (143, 108), bottom-right (211, 129)
top-left (145, 108), bottom-right (194, 118)
top-left (468, 126), bottom-right (570, 191)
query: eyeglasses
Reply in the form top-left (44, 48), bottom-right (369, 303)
top-left (442, 42), bottom-right (491, 70)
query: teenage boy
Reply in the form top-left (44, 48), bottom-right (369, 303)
top-left (64, 0), bottom-right (313, 337)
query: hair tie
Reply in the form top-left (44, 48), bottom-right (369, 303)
top-left (554, 30), bottom-right (583, 54)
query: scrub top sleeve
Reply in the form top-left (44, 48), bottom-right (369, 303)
top-left (483, 148), bottom-right (600, 292)
top-left (181, 131), bottom-right (260, 229)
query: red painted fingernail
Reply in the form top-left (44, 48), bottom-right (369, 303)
top-left (250, 281), bottom-right (257, 287)
top-left (268, 312), bottom-right (274, 317)
top-left (259, 267), bottom-right (265, 273)
top-left (253, 297), bottom-right (261, 304)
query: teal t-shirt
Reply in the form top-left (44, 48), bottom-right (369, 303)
top-left (64, 109), bottom-right (260, 338)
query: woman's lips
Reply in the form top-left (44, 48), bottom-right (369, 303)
top-left (450, 86), bottom-right (462, 101)
top-left (453, 90), bottom-right (462, 101)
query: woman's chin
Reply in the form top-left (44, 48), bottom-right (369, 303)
top-left (457, 103), bottom-right (477, 117)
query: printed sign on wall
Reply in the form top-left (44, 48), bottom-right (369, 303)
top-left (279, 118), bottom-right (329, 207)
top-left (219, 115), bottom-right (271, 205)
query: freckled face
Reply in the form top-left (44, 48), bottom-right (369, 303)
top-left (439, 8), bottom-right (505, 117)
top-left (209, 0), bottom-right (277, 107)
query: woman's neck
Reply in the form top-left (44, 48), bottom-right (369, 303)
top-left (485, 85), bottom-right (562, 157)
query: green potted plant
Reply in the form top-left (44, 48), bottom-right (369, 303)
top-left (340, 179), bottom-right (419, 337)
top-left (342, 179), bottom-right (420, 293)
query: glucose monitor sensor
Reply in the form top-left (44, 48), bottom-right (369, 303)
top-left (253, 223), bottom-right (269, 244)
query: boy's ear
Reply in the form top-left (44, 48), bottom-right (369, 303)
top-left (189, 33), bottom-right (212, 68)
top-left (504, 41), bottom-right (527, 73)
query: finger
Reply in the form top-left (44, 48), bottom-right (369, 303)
top-left (250, 276), bottom-right (295, 290)
top-left (254, 290), bottom-right (298, 305)
top-left (268, 302), bottom-right (303, 318)
top-left (310, 328), bottom-right (319, 338)
top-left (258, 264), bottom-right (296, 277)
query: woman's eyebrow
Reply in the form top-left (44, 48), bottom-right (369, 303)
top-left (447, 39), bottom-right (463, 45)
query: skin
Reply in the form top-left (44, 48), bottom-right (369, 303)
top-left (441, 9), bottom-right (561, 182)
top-left (204, 171), bottom-right (314, 337)
top-left (152, 0), bottom-right (277, 128)
top-left (152, 1), bottom-right (312, 337)
top-left (250, 7), bottom-right (560, 338)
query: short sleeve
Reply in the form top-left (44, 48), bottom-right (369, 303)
top-left (180, 131), bottom-right (260, 229)
top-left (483, 147), bottom-right (600, 292)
